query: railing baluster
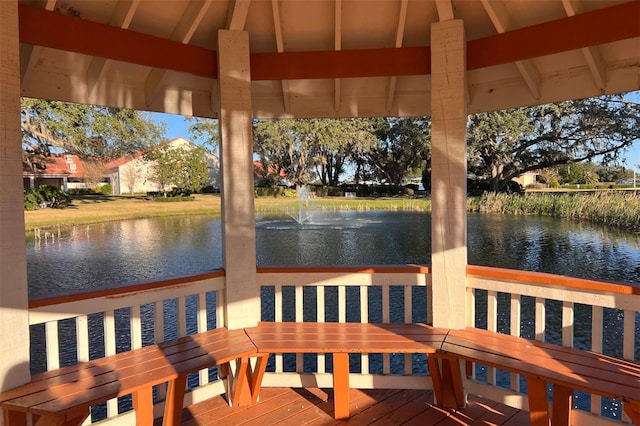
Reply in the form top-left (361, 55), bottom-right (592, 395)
top-left (562, 301), bottom-right (574, 348)
top-left (338, 285), bottom-right (346, 323)
top-left (198, 292), bottom-right (209, 386)
top-left (274, 284), bottom-right (283, 373)
top-left (535, 297), bottom-right (545, 342)
top-left (295, 285), bottom-right (303, 371)
top-left (45, 321), bottom-right (59, 371)
top-left (76, 315), bottom-right (89, 363)
top-left (177, 296), bottom-right (187, 337)
top-left (510, 294), bottom-right (521, 392)
top-left (317, 286), bottom-right (325, 373)
top-left (103, 310), bottom-right (117, 418)
top-left (360, 285), bottom-right (369, 374)
top-left (404, 284), bottom-right (412, 375)
top-left (487, 290), bottom-right (497, 385)
top-left (382, 286), bottom-right (390, 374)
top-left (131, 305), bottom-right (142, 350)
top-left (591, 305), bottom-right (603, 417)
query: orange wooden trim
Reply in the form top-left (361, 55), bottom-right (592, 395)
top-left (250, 47), bottom-right (430, 80)
top-left (467, 1), bottom-right (640, 70)
top-left (18, 5), bottom-right (217, 79)
top-left (466, 265), bottom-right (640, 296)
top-left (18, 2), bottom-right (639, 82)
top-left (257, 264), bottom-right (431, 275)
top-left (28, 270), bottom-right (225, 309)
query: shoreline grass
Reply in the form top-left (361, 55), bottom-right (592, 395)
top-left (24, 191), bottom-right (639, 233)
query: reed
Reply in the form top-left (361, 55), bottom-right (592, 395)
top-left (468, 191), bottom-right (640, 232)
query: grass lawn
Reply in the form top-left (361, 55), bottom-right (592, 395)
top-left (24, 194), bottom-right (431, 230)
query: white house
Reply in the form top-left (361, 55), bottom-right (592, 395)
top-left (107, 137), bottom-right (220, 195)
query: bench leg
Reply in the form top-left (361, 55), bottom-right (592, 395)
top-left (231, 357), bottom-right (252, 407)
top-left (132, 386), bottom-right (155, 426)
top-left (526, 377), bottom-right (550, 426)
top-left (551, 384), bottom-right (572, 426)
top-left (162, 375), bottom-right (186, 426)
top-left (429, 355), bottom-right (466, 409)
top-left (247, 354), bottom-right (269, 403)
top-left (333, 353), bottom-right (350, 420)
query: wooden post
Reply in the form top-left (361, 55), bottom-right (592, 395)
top-left (430, 19), bottom-right (468, 330)
top-left (217, 29), bottom-right (259, 330)
top-left (0, 0), bottom-right (32, 397)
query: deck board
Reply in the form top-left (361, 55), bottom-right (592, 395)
top-left (169, 388), bottom-right (530, 425)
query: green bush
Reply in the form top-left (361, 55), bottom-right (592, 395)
top-left (24, 189), bottom-right (43, 210)
top-left (254, 187), bottom-right (296, 197)
top-left (97, 184), bottom-right (112, 195)
top-left (153, 196), bottom-right (195, 202)
top-left (24, 185), bottom-right (71, 209)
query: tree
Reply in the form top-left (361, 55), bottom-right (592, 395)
top-left (310, 119), bottom-right (377, 186)
top-left (365, 117), bottom-right (431, 186)
top-left (254, 119), bottom-right (315, 188)
top-left (467, 94), bottom-right (640, 192)
top-left (146, 142), bottom-right (209, 195)
top-left (186, 117), bottom-right (219, 154)
top-left (21, 99), bottom-right (165, 170)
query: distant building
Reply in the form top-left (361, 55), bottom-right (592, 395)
top-left (107, 137), bottom-right (220, 195)
top-left (513, 170), bottom-right (538, 188)
top-left (22, 154), bottom-right (103, 191)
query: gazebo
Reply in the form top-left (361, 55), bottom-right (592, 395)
top-left (1, 1), bottom-right (639, 424)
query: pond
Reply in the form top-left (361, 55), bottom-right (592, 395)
top-left (27, 211), bottom-right (640, 299)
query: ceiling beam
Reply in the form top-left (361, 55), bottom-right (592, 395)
top-left (481, 0), bottom-right (540, 99)
top-left (20, 0), bottom-right (57, 88)
top-left (561, 0), bottom-right (606, 92)
top-left (144, 0), bottom-right (213, 107)
top-left (435, 0), bottom-right (454, 21)
top-left (226, 0), bottom-right (250, 30)
top-left (271, 0), bottom-right (290, 114)
top-left (386, 0), bottom-right (408, 112)
top-left (18, 1), bottom-right (640, 82)
top-left (87, 0), bottom-right (140, 102)
top-left (334, 0), bottom-right (342, 113)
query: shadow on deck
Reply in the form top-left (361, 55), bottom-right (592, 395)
top-left (171, 388), bottom-right (531, 425)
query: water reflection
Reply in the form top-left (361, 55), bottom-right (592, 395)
top-left (27, 212), bottom-right (639, 298)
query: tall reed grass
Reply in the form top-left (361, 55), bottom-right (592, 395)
top-left (468, 191), bottom-right (640, 232)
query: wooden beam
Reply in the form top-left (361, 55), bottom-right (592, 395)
top-left (334, 0), bottom-right (342, 113)
top-left (467, 0), bottom-right (640, 70)
top-left (145, 0), bottom-right (213, 107)
top-left (386, 0), bottom-right (409, 112)
top-left (19, 4), bottom-right (217, 79)
top-left (18, 1), bottom-right (640, 82)
top-left (271, 0), bottom-right (290, 113)
top-left (226, 0), bottom-right (251, 30)
top-left (20, 0), bottom-right (56, 87)
top-left (87, 0), bottom-right (140, 102)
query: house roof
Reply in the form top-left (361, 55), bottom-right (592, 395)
top-left (23, 155), bottom-right (87, 178)
top-left (15, 1), bottom-right (639, 119)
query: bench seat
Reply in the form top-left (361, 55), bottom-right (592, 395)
top-left (1, 327), bottom-right (257, 426)
top-left (437, 327), bottom-right (640, 426)
top-left (243, 321), bottom-right (448, 419)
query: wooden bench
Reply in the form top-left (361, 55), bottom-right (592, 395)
top-left (435, 327), bottom-right (640, 426)
top-left (243, 321), bottom-right (448, 419)
top-left (1, 327), bottom-right (257, 426)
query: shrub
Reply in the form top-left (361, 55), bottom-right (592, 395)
top-left (254, 187), bottom-right (296, 197)
top-left (97, 184), bottom-right (112, 195)
top-left (24, 185), bottom-right (71, 209)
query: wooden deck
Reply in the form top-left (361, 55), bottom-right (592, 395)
top-left (170, 388), bottom-right (531, 425)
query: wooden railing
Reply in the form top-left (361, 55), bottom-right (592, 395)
top-left (26, 265), bottom-right (638, 424)
top-left (466, 265), bottom-right (640, 425)
top-left (28, 271), bottom-right (226, 424)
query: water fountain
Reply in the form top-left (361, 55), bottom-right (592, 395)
top-left (283, 184), bottom-right (314, 224)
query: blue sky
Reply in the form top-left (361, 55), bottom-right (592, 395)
top-left (153, 95), bottom-right (640, 173)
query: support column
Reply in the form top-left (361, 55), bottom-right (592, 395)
top-left (217, 30), bottom-right (259, 329)
top-left (430, 19), bottom-right (468, 329)
top-left (0, 0), bottom-right (32, 394)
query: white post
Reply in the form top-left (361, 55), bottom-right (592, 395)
top-left (430, 19), bottom-right (468, 329)
top-left (0, 0), bottom-right (32, 397)
top-left (217, 30), bottom-right (259, 329)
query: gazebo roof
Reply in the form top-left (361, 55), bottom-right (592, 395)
top-left (17, 0), bottom-right (640, 118)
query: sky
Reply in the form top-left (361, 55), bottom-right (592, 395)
top-left (153, 94), bottom-right (640, 174)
